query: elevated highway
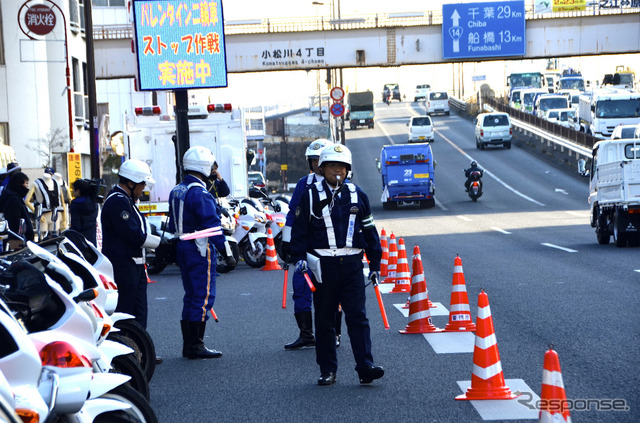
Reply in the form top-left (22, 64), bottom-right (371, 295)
top-left (94, 7), bottom-right (640, 79)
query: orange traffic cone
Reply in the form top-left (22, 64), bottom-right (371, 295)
top-left (391, 239), bottom-right (411, 293)
top-left (261, 228), bottom-right (282, 271)
top-left (380, 229), bottom-right (389, 277)
top-left (456, 289), bottom-right (516, 400)
top-left (399, 246), bottom-right (442, 334)
top-left (383, 233), bottom-right (397, 283)
top-left (403, 246), bottom-right (435, 309)
top-left (362, 252), bottom-right (370, 266)
top-left (444, 255), bottom-right (476, 332)
top-left (144, 264), bottom-right (157, 284)
top-left (539, 347), bottom-right (571, 422)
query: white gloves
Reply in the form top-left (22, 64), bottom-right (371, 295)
top-left (368, 271), bottom-right (380, 283)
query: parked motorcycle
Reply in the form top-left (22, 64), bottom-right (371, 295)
top-left (249, 188), bottom-right (290, 257)
top-left (230, 197), bottom-right (268, 268)
top-left (466, 169), bottom-right (483, 201)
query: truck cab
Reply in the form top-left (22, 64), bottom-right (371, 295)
top-left (378, 144), bottom-right (435, 210)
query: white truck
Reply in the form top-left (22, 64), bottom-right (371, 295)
top-left (576, 89), bottom-right (640, 138)
top-left (587, 139), bottom-right (640, 247)
top-left (123, 103), bottom-right (248, 214)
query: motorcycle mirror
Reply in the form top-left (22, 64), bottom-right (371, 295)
top-left (240, 206), bottom-right (247, 215)
top-left (375, 158), bottom-right (381, 172)
top-left (577, 159), bottom-right (589, 177)
top-left (274, 204), bottom-right (281, 212)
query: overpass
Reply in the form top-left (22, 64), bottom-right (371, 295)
top-left (94, 6), bottom-right (640, 79)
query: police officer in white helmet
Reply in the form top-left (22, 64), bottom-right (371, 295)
top-left (167, 146), bottom-right (236, 359)
top-left (290, 144), bottom-right (384, 386)
top-left (102, 159), bottom-right (161, 330)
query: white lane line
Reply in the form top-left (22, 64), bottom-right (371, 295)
top-left (634, 269), bottom-right (640, 273)
top-left (555, 188), bottom-right (569, 195)
top-left (491, 227), bottom-right (511, 234)
top-left (378, 119), bottom-right (397, 145)
top-left (457, 215), bottom-right (472, 222)
top-left (438, 132), bottom-right (546, 207)
top-left (435, 197), bottom-right (448, 211)
top-left (541, 243), bottom-right (577, 253)
top-left (566, 211), bottom-right (588, 217)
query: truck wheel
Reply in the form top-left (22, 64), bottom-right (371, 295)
top-left (480, 143), bottom-right (485, 150)
top-left (419, 199), bottom-right (435, 209)
top-left (613, 209), bottom-right (627, 247)
top-left (382, 201), bottom-right (397, 210)
top-left (504, 142), bottom-right (511, 149)
top-left (350, 123), bottom-right (356, 130)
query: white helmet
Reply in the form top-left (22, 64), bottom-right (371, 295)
top-left (305, 139), bottom-right (332, 159)
top-left (319, 144), bottom-right (352, 171)
top-left (119, 159), bottom-right (155, 184)
top-left (183, 146), bottom-right (214, 177)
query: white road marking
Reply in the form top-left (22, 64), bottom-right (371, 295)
top-left (634, 269), bottom-right (640, 273)
top-left (457, 215), bottom-right (472, 222)
top-left (566, 211), bottom-right (588, 217)
top-left (438, 132), bottom-right (546, 207)
top-left (435, 197), bottom-right (449, 211)
top-left (541, 243), bottom-right (577, 253)
top-left (491, 227), bottom-right (511, 234)
top-left (555, 188), bottom-right (569, 195)
top-left (456, 379), bottom-right (540, 420)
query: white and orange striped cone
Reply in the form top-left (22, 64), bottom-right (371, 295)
top-left (444, 255), bottom-right (476, 332)
top-left (391, 239), bottom-right (411, 293)
top-left (456, 289), bottom-right (516, 400)
top-left (399, 246), bottom-right (443, 334)
top-left (380, 228), bottom-right (389, 277)
top-left (261, 228), bottom-right (282, 271)
top-left (383, 233), bottom-right (397, 283)
top-left (403, 246), bottom-right (436, 309)
top-left (362, 252), bottom-right (370, 266)
top-left (539, 347), bottom-right (571, 422)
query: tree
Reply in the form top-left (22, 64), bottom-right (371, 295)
top-left (27, 128), bottom-right (69, 167)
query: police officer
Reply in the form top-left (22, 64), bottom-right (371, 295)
top-left (279, 138), bottom-right (332, 350)
top-left (290, 144), bottom-right (384, 386)
top-left (101, 159), bottom-right (160, 329)
top-left (167, 146), bottom-right (236, 359)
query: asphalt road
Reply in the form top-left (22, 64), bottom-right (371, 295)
top-left (145, 102), bottom-right (639, 423)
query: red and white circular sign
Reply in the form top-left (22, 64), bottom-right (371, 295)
top-left (330, 87), bottom-right (345, 102)
top-left (25, 5), bottom-right (56, 36)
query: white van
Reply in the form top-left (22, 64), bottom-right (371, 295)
top-left (509, 88), bottom-right (527, 110)
top-left (475, 112), bottom-right (512, 149)
top-left (535, 94), bottom-right (570, 118)
top-left (407, 115), bottom-right (434, 143)
top-left (521, 88), bottom-right (548, 114)
top-left (427, 91), bottom-right (450, 116)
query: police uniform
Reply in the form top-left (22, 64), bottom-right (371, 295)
top-left (290, 177), bottom-right (382, 381)
top-left (167, 175), bottom-right (227, 323)
top-left (101, 185), bottom-right (151, 328)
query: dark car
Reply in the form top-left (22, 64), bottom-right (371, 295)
top-left (382, 83), bottom-right (401, 102)
top-left (248, 171), bottom-right (267, 194)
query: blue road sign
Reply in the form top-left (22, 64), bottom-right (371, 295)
top-left (442, 1), bottom-right (525, 60)
top-left (330, 102), bottom-right (345, 117)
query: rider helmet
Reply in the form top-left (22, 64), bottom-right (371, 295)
top-left (119, 159), bottom-right (155, 184)
top-left (183, 146), bottom-right (215, 177)
top-left (470, 161), bottom-right (477, 167)
top-left (319, 144), bottom-right (352, 172)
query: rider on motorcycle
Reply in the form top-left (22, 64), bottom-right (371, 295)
top-left (464, 161), bottom-right (484, 192)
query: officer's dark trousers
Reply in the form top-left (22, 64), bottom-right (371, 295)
top-left (176, 240), bottom-right (216, 322)
top-left (313, 254), bottom-right (374, 375)
top-left (292, 270), bottom-right (313, 313)
top-left (112, 258), bottom-right (148, 328)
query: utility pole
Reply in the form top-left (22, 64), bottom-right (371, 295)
top-left (84, 0), bottom-right (99, 178)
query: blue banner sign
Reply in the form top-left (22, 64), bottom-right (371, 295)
top-left (442, 1), bottom-right (525, 60)
top-left (131, 0), bottom-right (227, 91)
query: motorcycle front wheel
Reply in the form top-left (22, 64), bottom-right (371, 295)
top-left (242, 238), bottom-right (267, 268)
top-left (99, 385), bottom-right (158, 423)
top-left (110, 351), bottom-right (150, 400)
top-left (110, 320), bottom-right (157, 383)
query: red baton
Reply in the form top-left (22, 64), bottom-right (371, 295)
top-left (303, 271), bottom-right (316, 292)
top-left (282, 264), bottom-right (289, 309)
top-left (209, 308), bottom-right (219, 322)
top-left (372, 275), bottom-right (390, 330)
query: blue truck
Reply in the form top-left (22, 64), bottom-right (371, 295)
top-left (378, 143), bottom-right (436, 210)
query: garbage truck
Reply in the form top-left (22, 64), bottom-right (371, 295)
top-left (346, 91), bottom-right (374, 129)
top-left (377, 143), bottom-right (435, 210)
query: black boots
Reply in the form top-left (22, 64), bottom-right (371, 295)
top-left (181, 320), bottom-right (222, 359)
top-left (358, 365), bottom-right (384, 384)
top-left (284, 311), bottom-right (315, 350)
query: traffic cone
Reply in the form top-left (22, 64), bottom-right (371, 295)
top-left (261, 228), bottom-right (282, 271)
top-left (539, 347), bottom-right (571, 422)
top-left (456, 289), bottom-right (516, 400)
top-left (144, 264), bottom-right (157, 284)
top-left (391, 239), bottom-right (411, 293)
top-left (443, 255), bottom-right (476, 332)
top-left (380, 229), bottom-right (389, 277)
top-left (383, 233), bottom-right (397, 283)
top-left (403, 246), bottom-right (435, 309)
top-left (399, 246), bottom-right (442, 334)
top-left (362, 252), bottom-right (370, 266)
